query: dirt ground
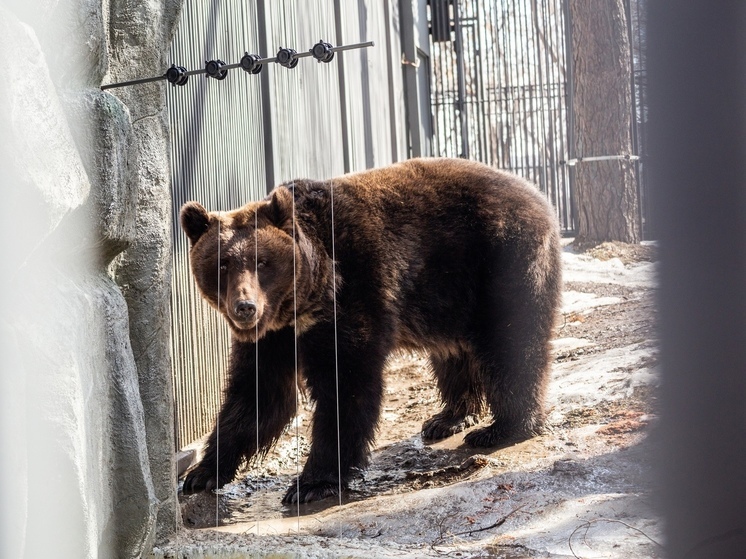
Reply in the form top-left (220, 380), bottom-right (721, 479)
top-left (154, 241), bottom-right (661, 559)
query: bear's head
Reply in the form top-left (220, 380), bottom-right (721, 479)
top-left (180, 186), bottom-right (316, 343)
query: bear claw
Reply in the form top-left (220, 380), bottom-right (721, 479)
top-left (282, 480), bottom-right (342, 504)
top-left (182, 466), bottom-right (218, 495)
top-left (463, 423), bottom-right (538, 449)
top-left (422, 412), bottom-right (480, 441)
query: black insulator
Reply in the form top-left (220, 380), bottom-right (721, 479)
top-left (166, 65), bottom-right (189, 86)
top-left (276, 47), bottom-right (299, 69)
top-left (240, 52), bottom-right (263, 74)
top-left (205, 59), bottom-right (228, 80)
top-left (311, 40), bottom-right (335, 63)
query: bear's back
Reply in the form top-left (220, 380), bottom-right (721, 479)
top-left (293, 158), bottom-right (560, 351)
top-left (323, 158), bottom-right (557, 247)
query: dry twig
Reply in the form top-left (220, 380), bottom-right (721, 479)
top-left (568, 518), bottom-right (663, 558)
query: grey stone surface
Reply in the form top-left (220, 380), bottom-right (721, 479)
top-left (107, 0), bottom-right (184, 544)
top-left (64, 90), bottom-right (139, 262)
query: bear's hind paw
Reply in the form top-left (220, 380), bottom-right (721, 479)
top-left (463, 421), bottom-right (540, 449)
top-left (422, 411), bottom-right (480, 441)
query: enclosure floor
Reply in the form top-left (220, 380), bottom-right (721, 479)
top-left (156, 241), bottom-right (662, 559)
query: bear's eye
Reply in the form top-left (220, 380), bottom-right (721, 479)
top-left (256, 259), bottom-right (268, 269)
top-left (219, 260), bottom-right (229, 272)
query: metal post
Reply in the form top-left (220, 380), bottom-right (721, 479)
top-left (334, 0), bottom-right (352, 173)
top-left (561, 0), bottom-right (577, 231)
top-left (400, 0), bottom-right (422, 157)
top-left (257, 0), bottom-right (275, 192)
top-left (453, 0), bottom-right (469, 159)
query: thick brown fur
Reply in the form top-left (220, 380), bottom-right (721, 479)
top-left (180, 158), bottom-right (562, 504)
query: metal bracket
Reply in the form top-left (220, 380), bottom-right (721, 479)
top-left (401, 52), bottom-right (420, 68)
top-left (101, 40), bottom-right (374, 91)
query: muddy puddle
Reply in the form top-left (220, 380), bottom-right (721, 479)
top-left (179, 371), bottom-right (505, 532)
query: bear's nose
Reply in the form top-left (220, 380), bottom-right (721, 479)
top-left (234, 300), bottom-right (257, 320)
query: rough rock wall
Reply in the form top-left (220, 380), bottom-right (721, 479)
top-left (107, 0), bottom-right (183, 544)
top-left (0, 1), bottom-right (181, 557)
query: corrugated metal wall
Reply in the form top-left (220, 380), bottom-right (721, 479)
top-left (167, 0), bottom-right (408, 449)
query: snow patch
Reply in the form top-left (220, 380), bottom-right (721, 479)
top-left (563, 251), bottom-right (657, 287)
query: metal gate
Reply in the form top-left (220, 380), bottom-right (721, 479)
top-left (427, 0), bottom-right (650, 236)
top-left (428, 0), bottom-right (574, 231)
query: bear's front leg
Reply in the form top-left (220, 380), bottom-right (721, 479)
top-left (283, 331), bottom-right (388, 504)
top-left (183, 329), bottom-right (297, 494)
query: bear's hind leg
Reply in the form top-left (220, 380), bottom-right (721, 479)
top-left (464, 339), bottom-right (551, 449)
top-left (422, 352), bottom-right (483, 441)
top-left (463, 245), bottom-right (560, 449)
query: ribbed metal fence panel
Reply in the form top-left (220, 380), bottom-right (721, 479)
top-left (168, 1), bottom-right (268, 451)
top-left (168, 0), bottom-right (405, 449)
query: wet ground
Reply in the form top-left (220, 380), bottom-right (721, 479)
top-left (155, 241), bottom-right (662, 558)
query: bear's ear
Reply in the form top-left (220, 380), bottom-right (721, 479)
top-left (266, 186), bottom-right (294, 231)
top-left (180, 202), bottom-right (211, 246)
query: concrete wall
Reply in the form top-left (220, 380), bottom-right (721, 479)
top-left (0, 0), bottom-right (181, 556)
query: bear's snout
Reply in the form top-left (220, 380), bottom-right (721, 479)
top-left (233, 299), bottom-right (257, 321)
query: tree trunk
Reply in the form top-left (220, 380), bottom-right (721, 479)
top-left (569, 0), bottom-right (640, 244)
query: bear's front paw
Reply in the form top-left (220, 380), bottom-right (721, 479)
top-left (182, 466), bottom-right (218, 495)
top-left (282, 479), bottom-right (342, 504)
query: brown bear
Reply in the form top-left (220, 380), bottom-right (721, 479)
top-left (180, 157), bottom-right (562, 504)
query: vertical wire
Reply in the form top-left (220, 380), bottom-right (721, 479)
top-left (292, 178), bottom-right (301, 529)
top-left (282, 3), bottom-right (300, 534)
top-left (245, 0), bottom-right (261, 536)
top-left (331, 176), bottom-right (342, 508)
top-left (254, 206), bottom-right (260, 536)
top-left (215, 212), bottom-right (221, 528)
top-left (324, 2), bottom-right (343, 508)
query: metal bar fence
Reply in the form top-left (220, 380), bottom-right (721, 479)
top-left (428, 0), bottom-right (574, 232)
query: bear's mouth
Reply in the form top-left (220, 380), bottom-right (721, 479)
top-left (228, 316), bottom-right (260, 331)
top-left (224, 312), bottom-right (271, 343)
top-left (232, 319), bottom-right (258, 330)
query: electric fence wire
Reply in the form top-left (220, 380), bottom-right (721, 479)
top-left (215, 212), bottom-right (221, 528)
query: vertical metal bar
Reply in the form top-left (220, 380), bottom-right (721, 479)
top-left (624, 0), bottom-right (643, 239)
top-left (453, 0), bottom-right (468, 158)
top-left (498, 2), bottom-right (510, 169)
top-left (357, 0), bottom-right (375, 168)
top-left (531, 0), bottom-right (549, 195)
top-left (400, 0), bottom-right (421, 157)
top-left (517, 0), bottom-right (532, 182)
top-left (471, 5), bottom-right (486, 162)
top-left (334, 0), bottom-right (352, 171)
top-left (383, 0), bottom-right (400, 162)
top-left (561, 0), bottom-right (576, 231)
top-left (257, 0), bottom-right (275, 192)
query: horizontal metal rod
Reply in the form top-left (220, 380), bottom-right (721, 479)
top-left (101, 75), bottom-right (166, 90)
top-left (331, 40), bottom-right (375, 53)
top-left (562, 155), bottom-right (641, 166)
top-left (99, 40), bottom-right (374, 91)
